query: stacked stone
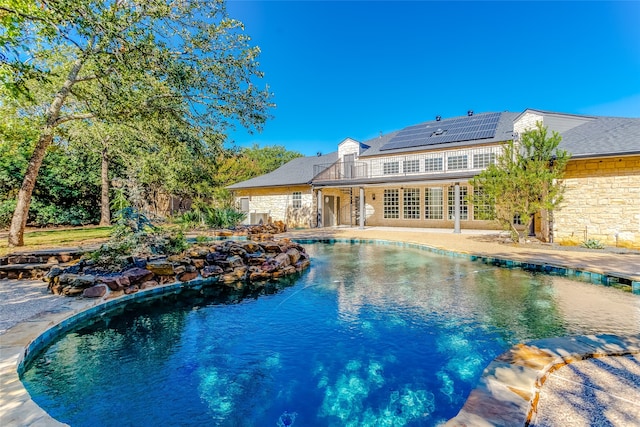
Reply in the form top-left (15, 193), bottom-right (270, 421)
top-left (44, 239), bottom-right (310, 299)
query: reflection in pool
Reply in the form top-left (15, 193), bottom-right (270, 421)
top-left (22, 242), bottom-right (640, 426)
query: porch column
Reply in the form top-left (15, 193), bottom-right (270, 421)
top-left (316, 189), bottom-right (323, 228)
top-left (359, 187), bottom-right (365, 229)
top-left (454, 182), bottom-right (461, 234)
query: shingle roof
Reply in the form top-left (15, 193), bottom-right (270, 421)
top-left (558, 116), bottom-right (640, 158)
top-left (228, 111), bottom-right (640, 190)
top-left (227, 152), bottom-right (338, 189)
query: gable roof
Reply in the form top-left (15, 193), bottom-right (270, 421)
top-left (227, 152), bottom-right (338, 189)
top-left (557, 116), bottom-right (640, 158)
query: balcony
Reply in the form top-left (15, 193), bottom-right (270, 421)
top-left (312, 146), bottom-right (501, 182)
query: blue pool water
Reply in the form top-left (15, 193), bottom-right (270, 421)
top-left (21, 242), bottom-right (640, 426)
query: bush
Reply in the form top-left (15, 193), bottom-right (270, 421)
top-left (91, 207), bottom-right (188, 270)
top-left (581, 239), bottom-right (605, 249)
top-left (0, 199), bottom-right (17, 228)
top-left (175, 205), bottom-right (246, 230)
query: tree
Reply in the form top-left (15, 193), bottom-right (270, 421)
top-left (1, 0), bottom-right (272, 246)
top-left (470, 122), bottom-right (569, 242)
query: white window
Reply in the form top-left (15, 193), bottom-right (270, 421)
top-left (448, 186), bottom-right (468, 220)
top-left (447, 155), bottom-right (468, 170)
top-left (425, 157), bottom-right (443, 172)
top-left (383, 189), bottom-right (399, 219)
top-left (292, 191), bottom-right (302, 209)
top-left (473, 153), bottom-right (496, 169)
top-left (403, 188), bottom-right (420, 219)
top-left (403, 159), bottom-right (420, 173)
top-left (424, 188), bottom-right (443, 220)
top-left (383, 162), bottom-right (399, 175)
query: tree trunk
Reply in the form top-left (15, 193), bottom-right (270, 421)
top-left (8, 58), bottom-right (85, 247)
top-left (8, 128), bottom-right (54, 246)
top-left (99, 146), bottom-right (111, 225)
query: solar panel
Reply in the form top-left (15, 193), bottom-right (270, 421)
top-left (380, 112), bottom-right (501, 151)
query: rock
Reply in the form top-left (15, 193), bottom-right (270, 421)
top-left (229, 245), bottom-right (248, 258)
top-left (124, 285), bottom-right (139, 294)
top-left (140, 280), bottom-right (158, 289)
top-left (173, 265), bottom-right (186, 275)
top-left (146, 260), bottom-right (175, 276)
top-left (261, 243), bottom-right (282, 253)
top-left (177, 271), bottom-right (199, 282)
top-left (201, 265), bottom-right (223, 278)
top-left (227, 255), bottom-right (244, 268)
top-left (249, 271), bottom-right (271, 282)
top-left (57, 273), bottom-right (80, 285)
top-left (240, 242), bottom-right (263, 254)
top-left (83, 284), bottom-right (108, 298)
top-left (286, 248), bottom-right (301, 264)
top-left (45, 266), bottom-right (64, 281)
top-left (192, 259), bottom-right (205, 269)
top-left (64, 286), bottom-right (84, 296)
top-left (121, 267), bottom-right (154, 285)
top-left (274, 253), bottom-right (290, 267)
top-left (70, 274), bottom-right (96, 288)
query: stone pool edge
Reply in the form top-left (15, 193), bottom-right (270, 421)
top-left (1, 237), bottom-right (639, 426)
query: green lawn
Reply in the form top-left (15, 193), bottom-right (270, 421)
top-left (0, 226), bottom-right (112, 257)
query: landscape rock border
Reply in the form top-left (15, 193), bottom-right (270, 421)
top-left (44, 238), bottom-right (310, 299)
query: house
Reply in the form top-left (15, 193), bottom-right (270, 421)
top-left (228, 109), bottom-right (640, 248)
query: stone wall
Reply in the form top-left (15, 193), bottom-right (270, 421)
top-left (234, 186), bottom-right (315, 228)
top-left (554, 156), bottom-right (640, 248)
top-left (513, 111), bottom-right (544, 136)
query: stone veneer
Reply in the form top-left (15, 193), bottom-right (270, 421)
top-left (555, 156), bottom-right (640, 249)
top-left (234, 185), bottom-right (315, 228)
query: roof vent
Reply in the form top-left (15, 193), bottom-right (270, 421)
top-left (431, 128), bottom-right (445, 137)
top-left (467, 110), bottom-right (474, 116)
top-left (435, 115), bottom-right (441, 121)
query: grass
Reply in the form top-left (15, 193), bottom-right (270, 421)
top-left (0, 226), bottom-right (112, 257)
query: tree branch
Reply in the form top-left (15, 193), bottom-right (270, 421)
top-left (54, 113), bottom-right (95, 126)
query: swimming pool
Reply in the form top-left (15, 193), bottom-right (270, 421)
top-left (21, 242), bottom-right (640, 426)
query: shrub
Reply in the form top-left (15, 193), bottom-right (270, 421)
top-left (91, 207), bottom-right (188, 270)
top-left (581, 239), bottom-right (605, 249)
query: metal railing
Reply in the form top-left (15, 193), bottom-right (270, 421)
top-left (312, 146), bottom-right (502, 182)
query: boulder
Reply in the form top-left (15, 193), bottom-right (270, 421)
top-left (122, 267), bottom-right (154, 285)
top-left (140, 280), bottom-right (158, 290)
top-left (177, 271), bottom-right (199, 282)
top-left (262, 243), bottom-right (282, 253)
top-left (69, 274), bottom-right (96, 289)
top-left (192, 259), bottom-right (206, 269)
top-left (274, 253), bottom-right (290, 267)
top-left (227, 255), bottom-right (244, 268)
top-left (124, 285), bottom-right (139, 294)
top-left (146, 260), bottom-right (175, 276)
top-left (83, 284), bottom-right (108, 298)
top-left (201, 265), bottom-right (223, 278)
top-left (286, 248), bottom-right (301, 264)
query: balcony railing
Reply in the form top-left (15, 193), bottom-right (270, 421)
top-left (313, 146), bottom-right (501, 182)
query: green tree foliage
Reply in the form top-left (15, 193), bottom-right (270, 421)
top-left (216, 144), bottom-right (303, 187)
top-left (0, 106), bottom-right (101, 227)
top-left (470, 122), bottom-right (570, 242)
top-left (1, 0), bottom-right (273, 246)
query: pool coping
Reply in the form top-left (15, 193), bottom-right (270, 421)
top-left (1, 238), bottom-right (639, 426)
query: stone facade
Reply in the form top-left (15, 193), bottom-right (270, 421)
top-left (513, 111), bottom-right (544, 137)
top-left (554, 156), bottom-right (640, 248)
top-left (234, 185), bottom-right (315, 228)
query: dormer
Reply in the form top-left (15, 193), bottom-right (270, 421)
top-left (338, 138), bottom-right (369, 161)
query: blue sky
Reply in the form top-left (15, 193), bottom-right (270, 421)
top-left (226, 1), bottom-right (640, 156)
